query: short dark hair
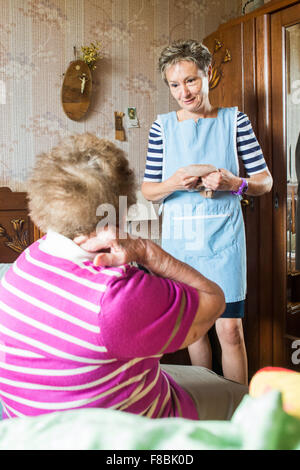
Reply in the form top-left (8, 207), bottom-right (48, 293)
top-left (158, 39), bottom-right (212, 83)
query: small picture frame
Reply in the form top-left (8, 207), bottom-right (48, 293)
top-left (127, 107), bottom-right (139, 128)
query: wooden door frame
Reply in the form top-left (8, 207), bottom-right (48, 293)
top-left (254, 14), bottom-right (274, 368)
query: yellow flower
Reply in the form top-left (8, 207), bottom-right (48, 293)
top-left (80, 41), bottom-right (102, 70)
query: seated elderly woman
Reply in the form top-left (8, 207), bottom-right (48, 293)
top-left (0, 133), bottom-right (247, 421)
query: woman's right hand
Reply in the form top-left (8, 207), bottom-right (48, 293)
top-left (74, 228), bottom-right (147, 267)
top-left (168, 167), bottom-right (200, 191)
top-left (141, 166), bottom-right (206, 203)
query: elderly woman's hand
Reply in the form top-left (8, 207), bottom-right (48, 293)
top-left (201, 168), bottom-right (241, 192)
top-left (74, 228), bottom-right (147, 267)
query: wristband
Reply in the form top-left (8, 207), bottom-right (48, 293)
top-left (231, 178), bottom-right (248, 196)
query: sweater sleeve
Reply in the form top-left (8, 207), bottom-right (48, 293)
top-left (99, 266), bottom-right (199, 359)
top-left (236, 111), bottom-right (268, 175)
top-left (143, 120), bottom-right (164, 182)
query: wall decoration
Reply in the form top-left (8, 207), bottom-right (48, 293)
top-left (61, 42), bottom-right (102, 121)
top-left (79, 41), bottom-right (102, 70)
top-left (114, 112), bottom-right (125, 141)
top-left (61, 59), bottom-right (92, 121)
top-left (127, 107), bottom-right (139, 128)
top-left (209, 39), bottom-right (232, 90)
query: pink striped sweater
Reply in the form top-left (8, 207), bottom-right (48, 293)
top-left (0, 231), bottom-right (199, 420)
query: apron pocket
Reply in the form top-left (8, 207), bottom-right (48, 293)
top-left (171, 212), bottom-right (236, 256)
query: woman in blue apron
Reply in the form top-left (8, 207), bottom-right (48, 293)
top-left (142, 40), bottom-right (273, 386)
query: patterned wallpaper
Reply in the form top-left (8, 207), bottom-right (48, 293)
top-left (0, 0), bottom-right (242, 191)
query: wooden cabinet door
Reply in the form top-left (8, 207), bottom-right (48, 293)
top-left (271, 2), bottom-right (300, 370)
top-left (203, 23), bottom-right (244, 110)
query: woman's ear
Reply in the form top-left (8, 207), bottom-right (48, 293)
top-left (207, 64), bottom-right (213, 83)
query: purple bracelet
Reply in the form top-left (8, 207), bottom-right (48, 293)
top-left (231, 178), bottom-right (248, 196)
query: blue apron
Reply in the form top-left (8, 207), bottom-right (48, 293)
top-left (158, 107), bottom-right (246, 302)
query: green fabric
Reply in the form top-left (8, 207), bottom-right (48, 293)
top-left (0, 391), bottom-right (299, 450)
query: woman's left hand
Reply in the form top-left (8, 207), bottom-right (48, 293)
top-left (201, 168), bottom-right (240, 192)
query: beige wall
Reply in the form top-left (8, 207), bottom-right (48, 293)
top-left (0, 0), bottom-right (241, 191)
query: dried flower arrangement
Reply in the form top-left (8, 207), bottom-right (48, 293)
top-left (80, 41), bottom-right (103, 70)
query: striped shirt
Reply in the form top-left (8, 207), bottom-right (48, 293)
top-left (144, 111), bottom-right (267, 181)
top-left (0, 231), bottom-right (199, 420)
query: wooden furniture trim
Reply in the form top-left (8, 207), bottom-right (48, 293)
top-left (0, 187), bottom-right (33, 262)
top-left (242, 17), bottom-right (263, 375)
top-left (0, 187), bottom-right (41, 262)
top-left (0, 187), bottom-right (29, 210)
top-left (217, 0), bottom-right (299, 31)
top-left (33, 225), bottom-right (44, 241)
top-left (255, 14), bottom-right (274, 366)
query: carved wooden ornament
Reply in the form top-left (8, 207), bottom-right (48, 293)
top-left (0, 219), bottom-right (28, 254)
top-left (114, 112), bottom-right (125, 141)
top-left (209, 39), bottom-right (232, 90)
top-left (61, 60), bottom-right (92, 121)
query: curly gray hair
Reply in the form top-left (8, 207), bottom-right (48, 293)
top-left (27, 133), bottom-right (137, 239)
top-left (158, 39), bottom-right (212, 83)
